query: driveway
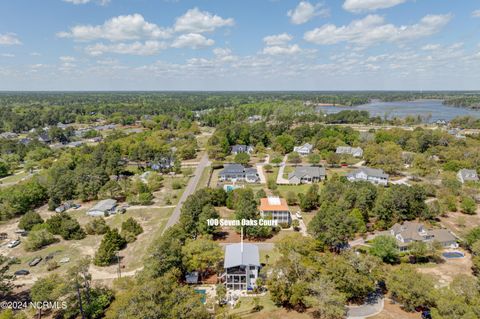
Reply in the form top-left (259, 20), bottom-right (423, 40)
top-left (276, 155), bottom-right (289, 185)
top-left (162, 153), bottom-right (210, 234)
top-left (390, 175), bottom-right (411, 186)
top-left (255, 154), bottom-right (269, 184)
top-left (347, 294), bottom-right (384, 319)
top-left (291, 213), bottom-right (308, 237)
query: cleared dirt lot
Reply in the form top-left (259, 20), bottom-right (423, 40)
top-left (416, 250), bottom-right (473, 286)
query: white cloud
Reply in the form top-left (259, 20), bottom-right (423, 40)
top-left (262, 33), bottom-right (302, 55)
top-left (263, 44), bottom-right (302, 55)
top-left (213, 48), bottom-right (237, 62)
top-left (263, 33), bottom-right (293, 46)
top-left (0, 53), bottom-right (15, 58)
top-left (343, 0), bottom-right (407, 13)
top-left (174, 8), bottom-right (234, 33)
top-left (57, 14), bottom-right (171, 41)
top-left (0, 33), bottom-right (21, 46)
top-left (304, 14), bottom-right (452, 47)
top-left (287, 1), bottom-right (329, 25)
top-left (85, 41), bottom-right (167, 55)
top-left (472, 10), bottom-right (480, 18)
top-left (422, 44), bottom-right (440, 51)
top-left (59, 56), bottom-right (76, 62)
top-left (171, 33), bottom-right (214, 49)
top-left (63, 0), bottom-right (110, 5)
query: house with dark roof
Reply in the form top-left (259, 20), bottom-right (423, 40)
top-left (231, 145), bottom-right (254, 155)
top-left (288, 166), bottom-right (326, 184)
top-left (219, 164), bottom-right (259, 183)
top-left (222, 243), bottom-right (260, 291)
top-left (457, 169), bottom-right (479, 184)
top-left (293, 143), bottom-right (313, 156)
top-left (37, 132), bottom-right (51, 144)
top-left (336, 146), bottom-right (363, 158)
top-left (384, 221), bottom-right (457, 251)
top-left (347, 167), bottom-right (389, 186)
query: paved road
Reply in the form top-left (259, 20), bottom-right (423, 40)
top-left (347, 296), bottom-right (384, 319)
top-left (276, 155), bottom-right (289, 185)
top-left (162, 153), bottom-right (211, 234)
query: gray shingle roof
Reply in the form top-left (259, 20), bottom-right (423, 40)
top-left (288, 166), bottom-right (326, 180)
top-left (224, 243), bottom-right (260, 268)
top-left (89, 199), bottom-right (117, 213)
top-left (348, 167), bottom-right (389, 179)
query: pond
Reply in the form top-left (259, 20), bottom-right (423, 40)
top-left (316, 99), bottom-right (480, 122)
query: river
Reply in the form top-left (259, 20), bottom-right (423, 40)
top-left (316, 99), bottom-right (480, 122)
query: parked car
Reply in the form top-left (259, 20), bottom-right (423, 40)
top-left (14, 270), bottom-right (30, 276)
top-left (28, 257), bottom-right (42, 267)
top-left (72, 204), bottom-right (81, 209)
top-left (7, 240), bottom-right (20, 248)
top-left (295, 212), bottom-right (303, 219)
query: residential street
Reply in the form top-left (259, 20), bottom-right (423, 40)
top-left (276, 154), bottom-right (289, 185)
top-left (347, 295), bottom-right (384, 319)
top-left (162, 153), bottom-right (211, 234)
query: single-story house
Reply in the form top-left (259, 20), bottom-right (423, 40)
top-left (293, 143), bottom-right (313, 156)
top-left (222, 243), bottom-right (260, 291)
top-left (288, 166), bottom-right (326, 184)
top-left (457, 169), bottom-right (479, 184)
top-left (259, 197), bottom-right (291, 225)
top-left (347, 167), bottom-right (389, 186)
top-left (336, 146), bottom-right (363, 158)
top-left (231, 145), bottom-right (254, 155)
top-left (383, 221), bottom-right (457, 251)
top-left (87, 199), bottom-right (117, 217)
top-left (219, 164), bottom-right (259, 183)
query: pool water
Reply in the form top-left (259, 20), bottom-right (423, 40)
top-left (194, 289), bottom-right (207, 304)
top-left (442, 251), bottom-right (464, 259)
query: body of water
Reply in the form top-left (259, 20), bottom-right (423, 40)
top-left (317, 99), bottom-right (480, 122)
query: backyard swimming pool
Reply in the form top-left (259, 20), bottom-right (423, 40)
top-left (194, 289), bottom-right (207, 304)
top-left (442, 251), bottom-right (465, 259)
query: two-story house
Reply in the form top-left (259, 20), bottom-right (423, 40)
top-left (219, 164), bottom-right (259, 183)
top-left (259, 197), bottom-right (291, 225)
top-left (223, 243), bottom-right (261, 291)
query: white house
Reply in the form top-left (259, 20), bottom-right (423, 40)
top-left (231, 145), bottom-right (254, 155)
top-left (457, 169), bottom-right (479, 184)
top-left (336, 146), bottom-right (363, 158)
top-left (87, 199), bottom-right (117, 217)
top-left (223, 243), bottom-right (260, 291)
top-left (347, 167), bottom-right (389, 186)
top-left (293, 143), bottom-right (313, 156)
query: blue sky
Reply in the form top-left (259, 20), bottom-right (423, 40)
top-left (0, 0), bottom-right (479, 90)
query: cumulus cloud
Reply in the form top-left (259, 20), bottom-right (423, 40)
top-left (288, 1), bottom-right (329, 24)
top-left (263, 33), bottom-right (293, 46)
top-left (57, 14), bottom-right (171, 41)
top-left (213, 48), bottom-right (237, 62)
top-left (85, 41), bottom-right (167, 56)
top-left (171, 33), bottom-right (214, 49)
top-left (263, 44), bottom-right (302, 55)
top-left (59, 56), bottom-right (76, 62)
top-left (421, 44), bottom-right (441, 51)
top-left (343, 0), bottom-right (407, 13)
top-left (262, 33), bottom-right (302, 55)
top-left (304, 14), bottom-right (452, 47)
top-left (174, 8), bottom-right (234, 33)
top-left (472, 10), bottom-right (480, 18)
top-left (0, 33), bottom-right (21, 45)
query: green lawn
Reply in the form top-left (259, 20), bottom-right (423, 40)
top-left (0, 170), bottom-right (31, 186)
top-left (228, 293), bottom-right (279, 318)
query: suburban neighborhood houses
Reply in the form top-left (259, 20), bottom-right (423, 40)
top-left (1, 91), bottom-right (480, 319)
